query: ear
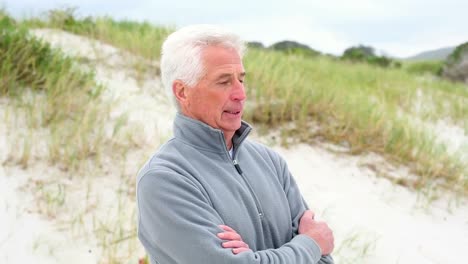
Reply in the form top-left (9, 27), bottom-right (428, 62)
top-left (172, 80), bottom-right (188, 104)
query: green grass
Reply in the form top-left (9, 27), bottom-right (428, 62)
top-left (404, 60), bottom-right (443, 76)
top-left (334, 230), bottom-right (378, 263)
top-left (1, 10), bottom-right (107, 169)
top-left (23, 9), bottom-right (465, 194)
top-left (13, 9), bottom-right (468, 193)
top-left (3, 8), bottom-right (467, 264)
top-left (244, 49), bottom-right (467, 194)
top-left (2, 10), bottom-right (152, 263)
top-left (23, 8), bottom-right (173, 61)
top-left (21, 8), bottom-right (172, 86)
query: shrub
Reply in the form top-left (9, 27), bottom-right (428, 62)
top-left (270, 40), bottom-right (320, 57)
top-left (342, 45), bottom-right (397, 68)
top-left (247, 41), bottom-right (265, 49)
top-left (442, 41), bottom-right (468, 82)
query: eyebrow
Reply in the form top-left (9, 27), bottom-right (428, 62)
top-left (216, 72), bottom-right (246, 80)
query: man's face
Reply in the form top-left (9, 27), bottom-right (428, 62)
top-left (180, 45), bottom-right (246, 135)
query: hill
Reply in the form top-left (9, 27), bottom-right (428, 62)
top-left (405, 46), bottom-right (455, 61)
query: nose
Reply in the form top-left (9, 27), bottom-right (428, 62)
top-left (230, 80), bottom-right (246, 101)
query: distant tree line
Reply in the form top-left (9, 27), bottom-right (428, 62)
top-left (249, 39), bottom-right (468, 83)
top-left (247, 40), bottom-right (321, 58)
top-left (248, 41), bottom-right (401, 68)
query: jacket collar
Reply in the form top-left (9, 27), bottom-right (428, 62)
top-left (173, 112), bottom-right (252, 154)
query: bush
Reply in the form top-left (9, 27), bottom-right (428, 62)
top-left (342, 45), bottom-right (375, 60)
top-left (442, 41), bottom-right (468, 82)
top-left (446, 42), bottom-right (468, 64)
top-left (270, 40), bottom-right (320, 57)
top-left (342, 45), bottom-right (397, 68)
top-left (247, 41), bottom-right (265, 49)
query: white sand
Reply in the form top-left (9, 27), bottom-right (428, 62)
top-left (412, 88), bottom-right (468, 160)
top-left (32, 28), bottom-right (175, 143)
top-left (0, 165), bottom-right (99, 264)
top-left (1, 29), bottom-right (467, 264)
top-left (274, 144), bottom-right (468, 263)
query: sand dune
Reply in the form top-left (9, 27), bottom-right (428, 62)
top-left (1, 29), bottom-right (467, 264)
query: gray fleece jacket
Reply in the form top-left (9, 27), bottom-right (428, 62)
top-left (137, 113), bottom-right (334, 264)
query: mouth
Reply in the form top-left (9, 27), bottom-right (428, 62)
top-left (223, 110), bottom-right (242, 116)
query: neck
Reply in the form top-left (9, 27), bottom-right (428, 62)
top-left (225, 131), bottom-right (234, 150)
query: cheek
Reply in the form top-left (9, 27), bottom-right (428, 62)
top-left (189, 94), bottom-right (216, 117)
top-left (206, 92), bottom-right (228, 108)
top-left (189, 87), bottom-right (229, 114)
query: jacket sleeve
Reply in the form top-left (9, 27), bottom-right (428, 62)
top-left (137, 169), bottom-right (323, 264)
top-left (277, 154), bottom-right (335, 264)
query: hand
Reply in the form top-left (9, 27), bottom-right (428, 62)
top-left (298, 210), bottom-right (334, 255)
top-left (218, 225), bottom-right (252, 254)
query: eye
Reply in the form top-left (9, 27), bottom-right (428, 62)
top-left (239, 79), bottom-right (244, 83)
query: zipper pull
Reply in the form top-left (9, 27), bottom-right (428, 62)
top-left (233, 160), bottom-right (243, 174)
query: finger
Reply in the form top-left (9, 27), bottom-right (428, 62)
top-left (218, 225), bottom-right (236, 233)
top-left (305, 209), bottom-right (315, 220)
top-left (217, 231), bottom-right (242, 241)
top-left (232, 248), bottom-right (251, 254)
top-left (301, 210), bottom-right (314, 221)
top-left (222, 240), bottom-right (249, 249)
top-left (309, 210), bottom-right (315, 220)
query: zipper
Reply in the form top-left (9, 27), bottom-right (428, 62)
top-left (232, 159), bottom-right (264, 219)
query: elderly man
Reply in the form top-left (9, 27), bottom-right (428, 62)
top-left (137, 24), bottom-right (334, 264)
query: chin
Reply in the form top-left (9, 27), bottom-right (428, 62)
top-left (223, 122), bottom-right (242, 133)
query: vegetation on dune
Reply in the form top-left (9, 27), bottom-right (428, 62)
top-left (3, 9), bottom-right (468, 187)
top-left (403, 42), bottom-right (468, 83)
top-left (341, 45), bottom-right (401, 68)
top-left (1, 12), bottom-right (95, 98)
top-left (404, 60), bottom-right (444, 76)
top-left (23, 7), bottom-right (173, 61)
top-left (244, 49), bottom-right (467, 194)
top-left (1, 7), bottom-right (467, 264)
top-left (442, 41), bottom-right (468, 83)
top-left (2, 10), bottom-right (140, 262)
top-left (16, 8), bottom-right (467, 193)
top-left (446, 42), bottom-right (468, 64)
top-left (1, 10), bottom-right (106, 169)
top-left (269, 40), bottom-right (321, 57)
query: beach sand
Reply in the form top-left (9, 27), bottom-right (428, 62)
top-left (1, 29), bottom-right (467, 264)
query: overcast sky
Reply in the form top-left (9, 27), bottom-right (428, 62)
top-left (2, 0), bottom-right (467, 57)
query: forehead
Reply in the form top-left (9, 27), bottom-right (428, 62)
top-left (201, 45), bottom-right (244, 75)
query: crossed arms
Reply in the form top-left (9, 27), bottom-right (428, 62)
top-left (137, 164), bottom-right (334, 264)
top-left (218, 210), bottom-right (333, 258)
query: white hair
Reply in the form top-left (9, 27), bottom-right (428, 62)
top-left (160, 24), bottom-right (245, 109)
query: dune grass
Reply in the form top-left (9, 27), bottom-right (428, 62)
top-left (3, 8), bottom-right (467, 264)
top-left (334, 230), bottom-right (378, 263)
top-left (21, 8), bottom-right (172, 87)
top-left (244, 49), bottom-right (467, 194)
top-left (23, 8), bottom-right (172, 62)
top-left (21, 10), bottom-right (467, 194)
top-left (1, 11), bottom-right (107, 170)
top-left (403, 60), bottom-right (444, 76)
